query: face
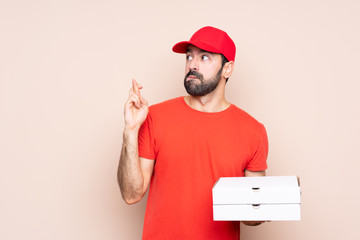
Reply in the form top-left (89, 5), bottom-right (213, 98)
top-left (184, 45), bottom-right (224, 96)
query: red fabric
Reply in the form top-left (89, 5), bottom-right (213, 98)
top-left (138, 97), bottom-right (268, 240)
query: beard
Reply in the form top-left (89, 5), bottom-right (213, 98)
top-left (183, 67), bottom-right (223, 96)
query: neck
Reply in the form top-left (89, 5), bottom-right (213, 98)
top-left (184, 80), bottom-right (230, 112)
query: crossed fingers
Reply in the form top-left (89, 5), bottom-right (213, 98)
top-left (128, 79), bottom-right (144, 108)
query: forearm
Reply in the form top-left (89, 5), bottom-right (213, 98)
top-left (118, 128), bottom-right (145, 204)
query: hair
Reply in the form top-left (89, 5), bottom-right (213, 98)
top-left (220, 54), bottom-right (230, 83)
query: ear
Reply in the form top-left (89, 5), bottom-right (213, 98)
top-left (223, 61), bottom-right (234, 79)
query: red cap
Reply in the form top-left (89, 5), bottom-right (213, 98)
top-left (172, 26), bottom-right (236, 62)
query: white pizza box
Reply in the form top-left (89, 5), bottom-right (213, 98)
top-left (212, 176), bottom-right (301, 221)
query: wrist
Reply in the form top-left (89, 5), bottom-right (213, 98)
top-left (123, 126), bottom-right (140, 138)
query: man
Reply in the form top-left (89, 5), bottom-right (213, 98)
top-left (118, 26), bottom-right (268, 239)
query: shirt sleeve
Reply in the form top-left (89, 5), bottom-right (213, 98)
top-left (246, 124), bottom-right (269, 171)
top-left (138, 112), bottom-right (156, 160)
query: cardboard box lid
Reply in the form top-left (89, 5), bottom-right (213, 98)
top-left (212, 176), bottom-right (301, 205)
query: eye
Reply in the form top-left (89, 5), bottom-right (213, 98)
top-left (202, 55), bottom-right (210, 61)
top-left (186, 55), bottom-right (193, 60)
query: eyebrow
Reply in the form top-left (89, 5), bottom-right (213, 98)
top-left (186, 48), bottom-right (214, 56)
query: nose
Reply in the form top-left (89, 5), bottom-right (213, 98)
top-left (188, 58), bottom-right (199, 71)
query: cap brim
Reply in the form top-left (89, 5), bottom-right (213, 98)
top-left (172, 41), bottom-right (222, 55)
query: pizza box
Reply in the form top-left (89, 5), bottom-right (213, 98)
top-left (212, 176), bottom-right (301, 221)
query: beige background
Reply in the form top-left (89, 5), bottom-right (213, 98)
top-left (1, 0), bottom-right (359, 239)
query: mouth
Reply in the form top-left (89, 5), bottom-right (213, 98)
top-left (186, 75), bottom-right (198, 81)
top-left (185, 70), bottom-right (203, 82)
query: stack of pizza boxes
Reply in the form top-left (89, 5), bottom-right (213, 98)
top-left (212, 176), bottom-right (301, 221)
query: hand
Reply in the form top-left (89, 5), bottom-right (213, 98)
top-left (124, 79), bottom-right (149, 131)
top-left (241, 221), bottom-right (266, 226)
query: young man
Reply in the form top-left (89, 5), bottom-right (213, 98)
top-left (118, 26), bottom-right (268, 239)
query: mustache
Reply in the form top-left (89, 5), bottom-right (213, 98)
top-left (185, 70), bottom-right (203, 80)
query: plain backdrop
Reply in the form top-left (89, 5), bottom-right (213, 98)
top-left (1, 0), bottom-right (359, 239)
